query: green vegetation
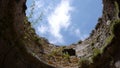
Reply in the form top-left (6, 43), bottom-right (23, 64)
top-left (114, 1), bottom-right (119, 18)
top-left (47, 47), bottom-right (72, 63)
top-left (88, 18), bottom-right (120, 65)
top-left (27, 0), bottom-right (43, 25)
top-left (29, 0), bottom-right (35, 19)
top-left (48, 47), bottom-right (64, 59)
top-left (78, 57), bottom-right (89, 67)
top-left (111, 20), bottom-right (120, 35)
top-left (100, 19), bottom-right (120, 54)
top-left (63, 52), bottom-right (70, 62)
top-left (24, 17), bottom-right (28, 24)
top-left (93, 48), bottom-right (101, 57)
top-left (32, 52), bottom-right (36, 56)
top-left (78, 57), bottom-right (88, 65)
top-left (101, 35), bottom-right (114, 53)
top-left (92, 48), bottom-right (101, 59)
top-left (51, 49), bottom-right (59, 56)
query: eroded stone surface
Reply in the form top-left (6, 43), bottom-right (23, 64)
top-left (0, 0), bottom-right (120, 68)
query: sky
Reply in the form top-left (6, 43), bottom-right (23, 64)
top-left (26, 0), bottom-right (103, 46)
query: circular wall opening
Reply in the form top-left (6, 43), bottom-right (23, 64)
top-left (26, 0), bottom-right (103, 46)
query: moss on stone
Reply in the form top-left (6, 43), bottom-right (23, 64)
top-left (114, 1), bottom-right (119, 18)
top-left (78, 57), bottom-right (89, 68)
top-left (101, 19), bottom-right (120, 54)
top-left (93, 48), bottom-right (101, 57)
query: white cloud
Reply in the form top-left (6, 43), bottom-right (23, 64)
top-left (80, 34), bottom-right (89, 41)
top-left (74, 28), bottom-right (89, 41)
top-left (35, 0), bottom-right (44, 9)
top-left (38, 25), bottom-right (47, 34)
top-left (75, 29), bottom-right (81, 37)
top-left (27, 0), bottom-right (87, 45)
top-left (26, 0), bottom-right (101, 45)
top-left (47, 0), bottom-right (73, 44)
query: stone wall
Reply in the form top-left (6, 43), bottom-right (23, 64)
top-left (0, 0), bottom-right (54, 68)
top-left (0, 0), bottom-right (120, 68)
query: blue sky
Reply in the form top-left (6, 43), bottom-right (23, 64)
top-left (26, 0), bottom-right (103, 45)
